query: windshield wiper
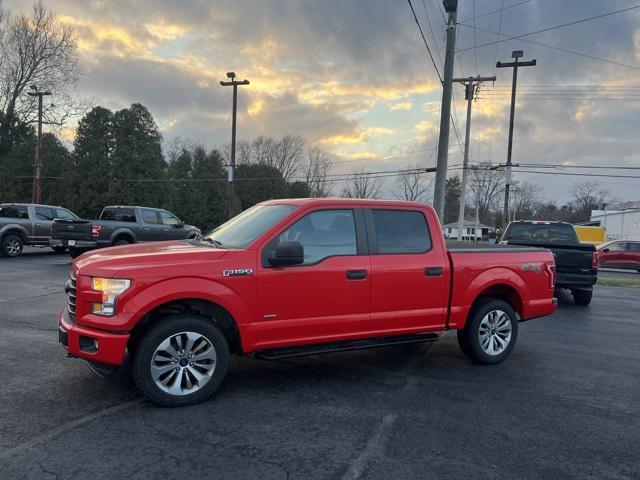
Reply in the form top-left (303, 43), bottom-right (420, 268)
top-left (200, 237), bottom-right (226, 248)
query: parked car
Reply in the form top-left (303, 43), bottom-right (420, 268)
top-left (0, 203), bottom-right (79, 257)
top-left (58, 198), bottom-right (557, 407)
top-left (597, 240), bottom-right (640, 273)
top-left (500, 220), bottom-right (598, 305)
top-left (50, 206), bottom-right (201, 258)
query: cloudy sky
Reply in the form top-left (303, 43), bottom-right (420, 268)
top-left (6, 0), bottom-right (640, 202)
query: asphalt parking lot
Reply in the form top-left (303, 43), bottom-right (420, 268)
top-left (1, 247), bottom-right (639, 479)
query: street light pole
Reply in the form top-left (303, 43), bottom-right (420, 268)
top-left (27, 85), bottom-right (51, 204)
top-left (220, 72), bottom-right (250, 219)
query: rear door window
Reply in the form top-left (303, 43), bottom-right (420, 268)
top-left (0, 205), bottom-right (29, 219)
top-left (627, 243), bottom-right (640, 252)
top-left (101, 208), bottom-right (137, 222)
top-left (35, 206), bottom-right (55, 220)
top-left (55, 208), bottom-right (76, 220)
top-left (141, 209), bottom-right (160, 224)
top-left (371, 210), bottom-right (431, 254)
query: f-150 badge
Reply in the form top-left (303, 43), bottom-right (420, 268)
top-left (223, 268), bottom-right (253, 277)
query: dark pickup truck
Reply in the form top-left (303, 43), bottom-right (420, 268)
top-left (50, 206), bottom-right (200, 258)
top-left (500, 220), bottom-right (597, 305)
top-left (1, 203), bottom-right (79, 257)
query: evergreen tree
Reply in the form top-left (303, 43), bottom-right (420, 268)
top-left (70, 106), bottom-right (115, 217)
top-left (235, 164), bottom-right (290, 211)
top-left (190, 147), bottom-right (227, 232)
top-left (0, 123), bottom-right (35, 202)
top-left (444, 175), bottom-right (461, 224)
top-left (40, 133), bottom-right (73, 207)
top-left (111, 103), bottom-right (167, 207)
top-left (167, 148), bottom-right (194, 220)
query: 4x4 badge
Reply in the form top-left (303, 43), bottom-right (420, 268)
top-left (223, 268), bottom-right (253, 277)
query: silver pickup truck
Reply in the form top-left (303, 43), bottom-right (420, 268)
top-left (50, 205), bottom-right (201, 258)
top-left (0, 203), bottom-right (79, 257)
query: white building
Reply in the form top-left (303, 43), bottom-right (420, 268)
top-left (590, 209), bottom-right (640, 241)
top-left (444, 221), bottom-right (490, 241)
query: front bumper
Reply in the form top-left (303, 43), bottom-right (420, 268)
top-left (58, 309), bottom-right (129, 366)
top-left (50, 239), bottom-right (98, 248)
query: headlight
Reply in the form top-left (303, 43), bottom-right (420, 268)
top-left (91, 277), bottom-right (130, 316)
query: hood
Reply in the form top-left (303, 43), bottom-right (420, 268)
top-left (73, 240), bottom-right (229, 277)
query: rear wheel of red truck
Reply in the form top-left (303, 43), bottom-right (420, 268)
top-left (457, 299), bottom-right (518, 364)
top-left (132, 314), bottom-right (230, 407)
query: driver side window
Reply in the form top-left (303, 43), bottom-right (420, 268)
top-left (270, 209), bottom-right (357, 265)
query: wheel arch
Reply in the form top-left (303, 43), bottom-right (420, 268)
top-left (110, 228), bottom-right (136, 244)
top-left (127, 298), bottom-right (243, 356)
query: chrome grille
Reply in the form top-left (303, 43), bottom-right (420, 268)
top-left (65, 272), bottom-right (77, 320)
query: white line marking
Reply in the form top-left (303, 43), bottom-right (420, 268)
top-left (341, 413), bottom-right (398, 480)
top-left (0, 399), bottom-right (142, 460)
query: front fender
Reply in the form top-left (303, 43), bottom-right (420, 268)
top-left (449, 267), bottom-right (530, 329)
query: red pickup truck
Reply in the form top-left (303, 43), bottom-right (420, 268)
top-left (59, 199), bottom-right (557, 406)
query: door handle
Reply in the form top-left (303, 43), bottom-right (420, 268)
top-left (346, 270), bottom-right (367, 280)
top-left (143, 227), bottom-right (150, 230)
top-left (425, 267), bottom-right (443, 277)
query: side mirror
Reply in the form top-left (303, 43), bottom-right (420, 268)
top-left (174, 221), bottom-right (184, 228)
top-left (269, 240), bottom-right (304, 267)
top-left (601, 248), bottom-right (610, 253)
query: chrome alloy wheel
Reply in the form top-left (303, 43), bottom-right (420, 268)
top-left (6, 238), bottom-right (21, 256)
top-left (478, 310), bottom-right (512, 356)
top-left (150, 331), bottom-right (217, 396)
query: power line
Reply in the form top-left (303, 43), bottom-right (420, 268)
top-left (461, 4), bottom-right (640, 51)
top-left (407, 0), bottom-right (443, 83)
top-left (458, 23), bottom-right (640, 72)
top-left (513, 169), bottom-right (640, 180)
top-left (421, 0), bottom-right (443, 65)
top-left (458, 0), bottom-right (530, 23)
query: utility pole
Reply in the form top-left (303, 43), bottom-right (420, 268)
top-left (432, 0), bottom-right (458, 222)
top-left (27, 85), bottom-right (51, 204)
top-left (220, 72), bottom-right (250, 219)
top-left (453, 75), bottom-right (496, 241)
top-left (496, 50), bottom-right (536, 229)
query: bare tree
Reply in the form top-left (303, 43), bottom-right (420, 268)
top-left (304, 145), bottom-right (333, 197)
top-left (341, 168), bottom-right (382, 199)
top-left (394, 166), bottom-right (432, 202)
top-left (0, 1), bottom-right (81, 151)
top-left (510, 180), bottom-right (543, 220)
top-left (469, 162), bottom-right (503, 224)
top-left (273, 134), bottom-right (305, 179)
top-left (571, 181), bottom-right (609, 222)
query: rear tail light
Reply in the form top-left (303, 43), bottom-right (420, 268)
top-left (592, 251), bottom-right (599, 270)
top-left (546, 262), bottom-right (556, 289)
top-left (91, 225), bottom-right (102, 237)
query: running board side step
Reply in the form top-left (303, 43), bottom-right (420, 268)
top-left (255, 332), bottom-right (440, 360)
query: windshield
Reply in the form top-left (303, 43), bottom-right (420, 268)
top-left (503, 223), bottom-right (578, 244)
top-left (205, 204), bottom-right (298, 248)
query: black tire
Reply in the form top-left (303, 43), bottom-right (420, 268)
top-left (51, 246), bottom-right (67, 253)
top-left (131, 314), bottom-right (230, 407)
top-left (68, 247), bottom-right (86, 259)
top-left (457, 298), bottom-right (518, 364)
top-left (1, 234), bottom-right (24, 258)
top-left (113, 237), bottom-right (131, 246)
top-left (572, 288), bottom-right (593, 306)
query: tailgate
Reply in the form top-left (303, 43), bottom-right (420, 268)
top-left (52, 219), bottom-right (93, 240)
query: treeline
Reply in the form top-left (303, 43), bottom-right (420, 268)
top-left (0, 104), bottom-right (326, 232)
top-left (443, 170), bottom-right (612, 227)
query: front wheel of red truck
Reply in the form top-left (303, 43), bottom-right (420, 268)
top-left (457, 299), bottom-right (519, 364)
top-left (132, 314), bottom-right (230, 407)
